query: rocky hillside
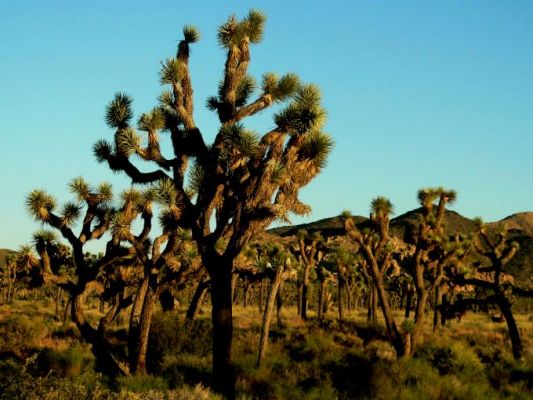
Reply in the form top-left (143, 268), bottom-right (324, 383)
top-left (269, 209), bottom-right (533, 286)
top-left (0, 248), bottom-right (16, 268)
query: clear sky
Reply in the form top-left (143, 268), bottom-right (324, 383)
top-left (1, 0), bottom-right (532, 251)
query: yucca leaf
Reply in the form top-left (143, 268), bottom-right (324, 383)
top-left (261, 72), bottom-right (279, 96)
top-left (298, 130), bottom-right (334, 169)
top-left (115, 127), bottom-right (142, 157)
top-left (371, 196), bottom-right (394, 217)
top-left (236, 75), bottom-right (256, 107)
top-left (32, 229), bottom-right (57, 245)
top-left (217, 15), bottom-right (238, 48)
top-left (69, 177), bottom-right (91, 202)
top-left (183, 25), bottom-right (200, 43)
top-left (105, 92), bottom-right (133, 129)
top-left (61, 202), bottom-right (81, 226)
top-left (97, 182), bottom-right (113, 203)
top-left (155, 178), bottom-right (178, 207)
top-left (26, 189), bottom-right (56, 221)
top-left (160, 58), bottom-right (185, 85)
top-left (241, 9), bottom-right (266, 43)
top-left (93, 139), bottom-right (113, 163)
top-left (187, 161), bottom-right (206, 196)
top-left (206, 96), bottom-right (220, 112)
top-left (138, 108), bottom-right (165, 132)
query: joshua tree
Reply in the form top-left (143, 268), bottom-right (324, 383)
top-left (449, 220), bottom-right (532, 359)
top-left (345, 198), bottom-right (408, 354)
top-left (25, 178), bottom-right (198, 375)
top-left (327, 247), bottom-right (357, 321)
top-left (256, 247), bottom-right (295, 367)
top-left (291, 229), bottom-right (325, 319)
top-left (345, 189), bottom-right (467, 356)
top-left (94, 10), bottom-right (332, 398)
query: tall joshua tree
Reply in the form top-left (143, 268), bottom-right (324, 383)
top-left (94, 10), bottom-right (332, 398)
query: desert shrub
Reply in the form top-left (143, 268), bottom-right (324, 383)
top-left (115, 374), bottom-right (168, 393)
top-left (147, 312), bottom-right (211, 374)
top-left (50, 323), bottom-right (80, 341)
top-left (370, 357), bottom-right (499, 400)
top-left (0, 355), bottom-right (108, 400)
top-left (0, 315), bottom-right (47, 357)
top-left (415, 343), bottom-right (462, 375)
top-left (36, 345), bottom-right (93, 377)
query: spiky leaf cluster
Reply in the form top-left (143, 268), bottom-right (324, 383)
top-left (182, 25), bottom-right (200, 43)
top-left (105, 93), bottom-right (132, 129)
top-left (116, 127), bottom-right (142, 157)
top-left (26, 190), bottom-right (56, 222)
top-left (274, 84), bottom-right (326, 134)
top-left (160, 58), bottom-right (186, 85)
top-left (217, 10), bottom-right (266, 48)
top-left (138, 108), bottom-right (165, 132)
top-left (261, 72), bottom-right (300, 101)
top-left (297, 130), bottom-right (334, 170)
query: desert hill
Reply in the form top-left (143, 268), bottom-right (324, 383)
top-left (0, 248), bottom-right (16, 268)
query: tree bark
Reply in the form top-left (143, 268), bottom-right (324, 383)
top-left (301, 264), bottom-right (312, 319)
top-left (186, 279), bottom-right (210, 321)
top-left (210, 263), bottom-right (236, 399)
top-left (338, 278), bottom-right (345, 322)
top-left (128, 276), bottom-right (149, 369)
top-left (497, 295), bottom-right (523, 359)
top-left (433, 287), bottom-right (442, 333)
top-left (405, 288), bottom-right (413, 319)
top-left (257, 265), bottom-right (284, 367)
top-left (133, 274), bottom-right (157, 375)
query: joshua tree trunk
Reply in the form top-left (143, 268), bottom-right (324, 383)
top-left (405, 288), bottom-right (413, 318)
top-left (433, 287), bottom-right (442, 333)
top-left (301, 264), bottom-right (312, 319)
top-left (186, 279), bottom-right (210, 321)
top-left (257, 264), bottom-right (284, 367)
top-left (338, 279), bottom-right (345, 321)
top-left (210, 262), bottom-right (235, 399)
top-left (368, 284), bottom-right (378, 322)
top-left (128, 276), bottom-right (149, 368)
top-left (276, 284), bottom-right (284, 327)
top-left (258, 279), bottom-right (265, 313)
top-left (297, 282), bottom-right (303, 316)
top-left (133, 272), bottom-right (158, 375)
top-left (410, 290), bottom-right (428, 354)
top-left (55, 287), bottom-right (62, 320)
top-left (440, 294), bottom-right (448, 327)
top-left (231, 274), bottom-right (238, 305)
top-left (497, 295), bottom-right (523, 359)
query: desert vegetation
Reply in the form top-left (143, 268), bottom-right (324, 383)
top-left (1, 9), bottom-right (532, 400)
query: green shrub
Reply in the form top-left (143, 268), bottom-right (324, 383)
top-left (147, 312), bottom-right (212, 374)
top-left (0, 315), bottom-right (47, 357)
top-left (116, 374), bottom-right (168, 393)
top-left (36, 345), bottom-right (93, 377)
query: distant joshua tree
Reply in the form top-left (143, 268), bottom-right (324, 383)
top-left (93, 10), bottom-right (332, 398)
top-left (345, 189), bottom-right (467, 356)
top-left (450, 220), bottom-right (533, 359)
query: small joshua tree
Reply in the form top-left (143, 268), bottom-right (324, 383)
top-left (346, 189), bottom-right (467, 356)
top-left (450, 220), bottom-right (532, 359)
top-left (94, 10), bottom-right (332, 398)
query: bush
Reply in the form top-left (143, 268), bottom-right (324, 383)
top-left (36, 345), bottom-right (93, 377)
top-left (0, 315), bottom-right (47, 357)
top-left (147, 312), bottom-right (212, 374)
top-left (115, 374), bottom-right (168, 393)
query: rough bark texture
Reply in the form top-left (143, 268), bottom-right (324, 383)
top-left (210, 265), bottom-right (236, 399)
top-left (257, 266), bottom-right (284, 367)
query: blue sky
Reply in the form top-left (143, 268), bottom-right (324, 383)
top-left (1, 0), bottom-right (532, 251)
